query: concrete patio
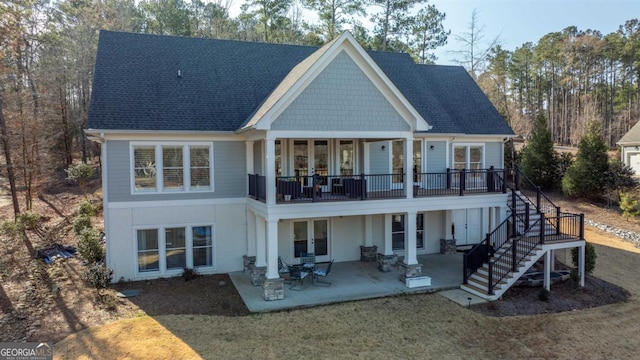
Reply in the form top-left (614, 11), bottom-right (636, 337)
top-left (229, 253), bottom-right (466, 312)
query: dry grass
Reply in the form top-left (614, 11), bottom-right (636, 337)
top-left (55, 226), bottom-right (640, 360)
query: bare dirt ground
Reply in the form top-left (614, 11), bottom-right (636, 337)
top-left (1, 169), bottom-right (639, 359)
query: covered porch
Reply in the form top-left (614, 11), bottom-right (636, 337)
top-left (229, 253), bottom-right (464, 312)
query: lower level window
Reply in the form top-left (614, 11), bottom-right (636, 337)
top-left (137, 229), bottom-right (159, 272)
top-left (193, 226), bottom-right (213, 267)
top-left (392, 214), bottom-right (425, 251)
top-left (137, 225), bottom-right (214, 274)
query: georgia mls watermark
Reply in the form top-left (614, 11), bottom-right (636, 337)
top-left (0, 343), bottom-right (52, 360)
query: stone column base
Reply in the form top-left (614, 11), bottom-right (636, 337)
top-left (262, 278), bottom-right (285, 301)
top-left (250, 266), bottom-right (266, 286)
top-left (398, 263), bottom-right (423, 282)
top-left (243, 255), bottom-right (256, 273)
top-left (360, 245), bottom-right (378, 262)
top-left (377, 253), bottom-right (398, 272)
top-left (440, 239), bottom-right (457, 254)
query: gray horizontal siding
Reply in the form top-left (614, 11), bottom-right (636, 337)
top-left (485, 142), bottom-right (502, 169)
top-left (369, 141), bottom-right (389, 174)
top-left (272, 51), bottom-right (409, 132)
top-left (106, 140), bottom-right (246, 202)
top-left (425, 141), bottom-right (446, 172)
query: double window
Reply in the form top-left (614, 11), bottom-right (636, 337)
top-left (137, 225), bottom-right (214, 274)
top-left (391, 214), bottom-right (425, 251)
top-left (132, 143), bottom-right (213, 193)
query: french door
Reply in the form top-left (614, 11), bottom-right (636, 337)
top-left (292, 140), bottom-right (329, 190)
top-left (453, 208), bottom-right (482, 246)
top-left (293, 219), bottom-right (330, 262)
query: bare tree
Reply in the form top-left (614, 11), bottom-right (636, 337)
top-left (450, 8), bottom-right (501, 78)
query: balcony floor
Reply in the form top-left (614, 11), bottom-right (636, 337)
top-left (229, 253), bottom-right (464, 312)
top-left (275, 187), bottom-right (502, 203)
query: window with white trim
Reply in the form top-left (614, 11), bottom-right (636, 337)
top-left (392, 214), bottom-right (425, 251)
top-left (136, 225), bottom-right (214, 274)
top-left (134, 147), bottom-right (157, 191)
top-left (453, 145), bottom-right (483, 170)
top-left (131, 143), bottom-right (213, 193)
top-left (137, 229), bottom-right (159, 272)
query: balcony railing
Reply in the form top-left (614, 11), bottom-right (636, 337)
top-left (247, 167), bottom-right (506, 203)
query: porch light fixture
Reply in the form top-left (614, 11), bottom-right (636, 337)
top-left (430, 145), bottom-right (435, 150)
top-left (381, 145), bottom-right (386, 151)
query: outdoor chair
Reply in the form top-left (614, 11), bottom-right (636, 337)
top-left (288, 264), bottom-right (309, 290)
top-left (278, 256), bottom-right (292, 284)
top-left (301, 253), bottom-right (316, 271)
top-left (313, 260), bottom-right (334, 286)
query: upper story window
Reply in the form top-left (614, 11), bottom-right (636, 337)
top-left (453, 144), bottom-right (484, 170)
top-left (131, 142), bottom-right (213, 194)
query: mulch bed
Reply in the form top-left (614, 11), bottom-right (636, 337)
top-left (113, 274), bottom-right (250, 317)
top-left (472, 275), bottom-right (631, 317)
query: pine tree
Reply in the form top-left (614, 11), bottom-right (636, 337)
top-left (520, 113), bottom-right (557, 189)
top-left (562, 121), bottom-right (610, 198)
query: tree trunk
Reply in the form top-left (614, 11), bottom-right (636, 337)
top-left (0, 94), bottom-right (21, 219)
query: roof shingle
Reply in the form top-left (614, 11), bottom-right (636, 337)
top-left (88, 31), bottom-right (513, 136)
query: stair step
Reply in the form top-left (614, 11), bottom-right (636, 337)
top-left (461, 282), bottom-right (493, 296)
top-left (471, 272), bottom-right (509, 285)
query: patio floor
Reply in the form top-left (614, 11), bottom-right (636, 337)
top-left (229, 253), bottom-right (465, 312)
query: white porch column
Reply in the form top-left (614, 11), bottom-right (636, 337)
top-left (499, 206), bottom-right (508, 224)
top-left (255, 215), bottom-right (267, 267)
top-left (246, 210), bottom-right (256, 257)
top-left (404, 211), bottom-right (418, 265)
top-left (543, 250), bottom-right (551, 291)
top-left (364, 215), bottom-right (373, 246)
top-left (265, 137), bottom-right (276, 205)
top-left (265, 219), bottom-right (279, 279)
top-left (384, 214), bottom-right (393, 255)
top-left (579, 245), bottom-right (585, 287)
top-left (246, 141), bottom-right (254, 175)
top-left (482, 207), bottom-right (490, 234)
top-left (404, 137), bottom-right (413, 198)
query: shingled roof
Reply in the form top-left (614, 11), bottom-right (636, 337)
top-left (88, 31), bottom-right (513, 136)
top-left (618, 121), bottom-right (640, 145)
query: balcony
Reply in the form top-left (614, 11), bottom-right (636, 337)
top-left (248, 168), bottom-right (506, 203)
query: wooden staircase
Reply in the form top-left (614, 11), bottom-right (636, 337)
top-left (460, 168), bottom-right (585, 301)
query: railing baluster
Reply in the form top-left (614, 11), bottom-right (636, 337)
top-left (488, 261), bottom-right (494, 295)
top-left (511, 238), bottom-right (518, 272)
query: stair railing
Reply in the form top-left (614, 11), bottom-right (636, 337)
top-left (512, 166), bottom-right (559, 218)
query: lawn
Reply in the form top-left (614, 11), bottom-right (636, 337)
top-left (54, 226), bottom-right (640, 360)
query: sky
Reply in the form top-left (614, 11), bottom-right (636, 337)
top-left (229, 0), bottom-right (640, 65)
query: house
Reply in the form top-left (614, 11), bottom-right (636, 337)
top-left (617, 121), bottom-right (640, 175)
top-left (87, 31), bottom-right (585, 302)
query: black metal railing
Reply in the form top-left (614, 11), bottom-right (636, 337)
top-left (415, 167), bottom-right (506, 197)
top-left (247, 174), bottom-right (266, 201)
top-left (512, 166), bottom-right (559, 217)
top-left (248, 168), bottom-right (507, 203)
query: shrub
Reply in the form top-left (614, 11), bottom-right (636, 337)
top-left (83, 263), bottom-right (113, 288)
top-left (571, 242), bottom-right (597, 274)
top-left (77, 227), bottom-right (105, 263)
top-left (65, 163), bottom-right (95, 197)
top-left (619, 192), bottom-right (639, 220)
top-left (78, 200), bottom-right (97, 217)
top-left (73, 215), bottom-right (92, 235)
top-left (570, 268), bottom-right (581, 288)
top-left (18, 211), bottom-right (42, 230)
top-left (182, 267), bottom-right (199, 282)
top-left (538, 288), bottom-right (551, 302)
top-left (0, 220), bottom-right (24, 238)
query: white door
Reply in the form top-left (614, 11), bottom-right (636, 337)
top-left (453, 208), bottom-right (482, 246)
top-left (292, 140), bottom-right (330, 191)
top-left (630, 153), bottom-right (640, 175)
top-left (293, 219), bottom-right (330, 263)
